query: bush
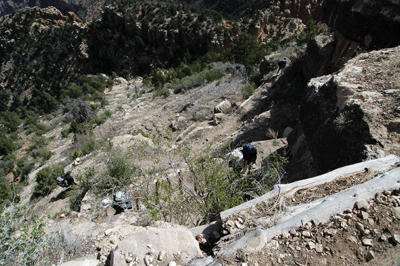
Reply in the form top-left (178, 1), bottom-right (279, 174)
top-left (0, 111), bottom-right (20, 133)
top-left (0, 136), bottom-right (16, 156)
top-left (154, 88), bottom-right (170, 98)
top-left (0, 183), bottom-right (13, 205)
top-left (34, 166), bottom-right (64, 196)
top-left (0, 204), bottom-right (52, 266)
top-left (104, 110), bottom-right (112, 118)
top-left (223, 33), bottom-right (266, 75)
top-left (28, 136), bottom-right (53, 163)
top-left (63, 98), bottom-right (96, 125)
top-left (139, 141), bottom-right (288, 225)
top-left (84, 148), bottom-right (142, 195)
top-left (296, 19), bottom-right (322, 45)
top-left (242, 83), bottom-right (256, 99)
top-left (169, 69), bottom-right (225, 94)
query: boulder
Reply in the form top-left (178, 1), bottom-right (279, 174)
top-left (111, 134), bottom-right (155, 149)
top-left (214, 100), bottom-right (232, 114)
top-left (302, 34), bottom-right (336, 81)
top-left (110, 226), bottom-right (203, 266)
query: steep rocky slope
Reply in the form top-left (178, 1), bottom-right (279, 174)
top-left (15, 43), bottom-right (400, 266)
top-left (3, 0), bottom-right (400, 265)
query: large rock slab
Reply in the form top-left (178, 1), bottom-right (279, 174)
top-left (111, 225), bottom-right (203, 266)
top-left (59, 255), bottom-right (99, 266)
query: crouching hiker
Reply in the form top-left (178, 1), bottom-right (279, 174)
top-left (57, 171), bottom-right (79, 188)
top-left (242, 143), bottom-right (257, 172)
top-left (112, 191), bottom-right (133, 214)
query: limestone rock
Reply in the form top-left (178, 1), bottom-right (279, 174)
top-left (392, 207), bottom-right (400, 219)
top-left (362, 238), bottom-right (373, 246)
top-left (294, 46), bottom-right (400, 178)
top-left (214, 100), bottom-right (232, 114)
top-left (111, 226), bottom-right (202, 266)
top-left (322, 0), bottom-right (400, 50)
top-left (365, 250), bottom-right (375, 262)
top-left (307, 241), bottom-right (316, 250)
top-left (315, 243), bottom-right (324, 253)
top-left (392, 234), bottom-right (400, 245)
top-left (355, 199), bottom-right (370, 211)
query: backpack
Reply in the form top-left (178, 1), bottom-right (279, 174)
top-left (113, 191), bottom-right (132, 209)
top-left (56, 176), bottom-right (69, 187)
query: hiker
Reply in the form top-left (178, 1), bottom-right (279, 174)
top-left (65, 171), bottom-right (79, 186)
top-left (242, 143), bottom-right (257, 167)
top-left (57, 171), bottom-right (79, 187)
top-left (276, 57), bottom-right (287, 75)
top-left (112, 191), bottom-right (133, 214)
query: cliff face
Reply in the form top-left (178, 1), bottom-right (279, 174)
top-left (283, 0), bottom-right (400, 181)
top-left (279, 0), bottom-right (325, 22)
top-left (323, 0), bottom-right (400, 50)
top-left (287, 45), bottom-right (400, 181)
top-left (322, 0), bottom-right (400, 69)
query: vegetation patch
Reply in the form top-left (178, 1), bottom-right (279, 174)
top-left (34, 166), bottom-right (64, 197)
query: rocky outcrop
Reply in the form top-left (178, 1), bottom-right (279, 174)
top-left (322, 0), bottom-right (400, 69)
top-left (280, 0), bottom-right (325, 22)
top-left (288, 45), bottom-right (400, 180)
top-left (302, 33), bottom-right (336, 80)
top-left (322, 0), bottom-right (400, 50)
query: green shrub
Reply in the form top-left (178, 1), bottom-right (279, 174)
top-left (16, 157), bottom-right (34, 183)
top-left (68, 121), bottom-right (85, 134)
top-left (71, 150), bottom-right (84, 160)
top-left (223, 33), bottom-right (267, 75)
top-left (104, 110), bottom-right (112, 118)
top-left (0, 137), bottom-right (16, 156)
top-left (87, 149), bottom-right (142, 194)
top-left (93, 115), bottom-right (106, 125)
top-left (0, 111), bottom-right (20, 133)
top-left (0, 204), bottom-right (52, 266)
top-left (191, 157), bottom-right (244, 221)
top-left (34, 148), bottom-right (53, 162)
top-left (0, 182), bottom-right (13, 205)
top-left (242, 84), bottom-right (256, 99)
top-left (154, 88), bottom-right (170, 98)
top-left (80, 138), bottom-right (97, 155)
top-left (296, 19), bottom-right (322, 45)
top-left (169, 69), bottom-right (225, 94)
top-left (141, 143), bottom-right (288, 225)
top-left (34, 166), bottom-right (64, 196)
top-left (61, 129), bottom-right (69, 138)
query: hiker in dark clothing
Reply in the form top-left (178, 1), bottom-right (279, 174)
top-left (65, 171), bottom-right (79, 186)
top-left (242, 143), bottom-right (257, 166)
top-left (276, 57), bottom-right (287, 75)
